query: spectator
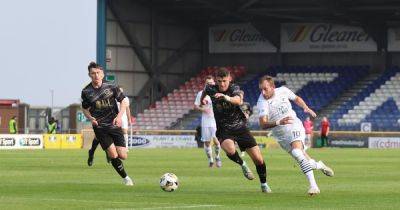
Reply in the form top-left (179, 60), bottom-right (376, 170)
top-left (303, 117), bottom-right (314, 148)
top-left (8, 116), bottom-right (17, 134)
top-left (47, 117), bottom-right (57, 134)
top-left (320, 117), bottom-right (330, 147)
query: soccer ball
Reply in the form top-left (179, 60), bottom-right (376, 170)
top-left (159, 173), bottom-right (179, 192)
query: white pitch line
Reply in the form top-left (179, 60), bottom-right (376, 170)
top-left (105, 205), bottom-right (223, 210)
top-left (1, 196), bottom-right (222, 209)
top-left (0, 196), bottom-right (137, 205)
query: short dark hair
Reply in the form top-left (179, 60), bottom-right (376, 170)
top-left (259, 75), bottom-right (275, 86)
top-left (215, 67), bottom-right (230, 78)
top-left (88, 61), bottom-right (102, 72)
top-left (205, 75), bottom-right (213, 81)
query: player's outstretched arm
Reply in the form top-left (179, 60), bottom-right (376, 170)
top-left (215, 93), bottom-right (243, 105)
top-left (259, 116), bottom-right (293, 129)
top-left (294, 96), bottom-right (317, 118)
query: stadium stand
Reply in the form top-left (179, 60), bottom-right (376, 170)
top-left (136, 65), bottom-right (400, 131)
top-left (336, 66), bottom-right (400, 131)
top-left (133, 66), bottom-right (246, 130)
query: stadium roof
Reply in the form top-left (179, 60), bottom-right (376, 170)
top-left (135, 0), bottom-right (400, 25)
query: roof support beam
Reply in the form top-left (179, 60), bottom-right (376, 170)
top-left (135, 33), bottom-right (201, 101)
top-left (108, 0), bottom-right (154, 75)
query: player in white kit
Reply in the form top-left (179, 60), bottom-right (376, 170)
top-left (118, 87), bottom-right (132, 149)
top-left (257, 75), bottom-right (334, 195)
top-left (194, 75), bottom-right (222, 168)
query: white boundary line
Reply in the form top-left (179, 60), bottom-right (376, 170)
top-left (105, 205), bottom-right (223, 210)
top-left (0, 196), bottom-right (222, 209)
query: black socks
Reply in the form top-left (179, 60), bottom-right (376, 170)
top-left (111, 158), bottom-right (127, 178)
top-left (90, 138), bottom-right (100, 153)
top-left (227, 151), bottom-right (244, 165)
top-left (256, 162), bottom-right (267, 183)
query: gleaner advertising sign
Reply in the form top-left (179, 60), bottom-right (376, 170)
top-left (209, 23), bottom-right (277, 53)
top-left (281, 23), bottom-right (377, 52)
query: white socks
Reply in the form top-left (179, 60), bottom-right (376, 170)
top-left (214, 145), bottom-right (221, 160)
top-left (204, 145), bottom-right (213, 163)
top-left (291, 148), bottom-right (318, 188)
top-left (305, 170), bottom-right (318, 188)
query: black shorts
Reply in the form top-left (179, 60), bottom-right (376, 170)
top-left (216, 129), bottom-right (258, 151)
top-left (93, 126), bottom-right (125, 150)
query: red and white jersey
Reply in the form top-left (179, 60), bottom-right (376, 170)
top-left (194, 90), bottom-right (216, 128)
top-left (257, 86), bottom-right (298, 123)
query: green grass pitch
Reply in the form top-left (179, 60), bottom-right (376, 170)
top-left (0, 148), bottom-right (399, 210)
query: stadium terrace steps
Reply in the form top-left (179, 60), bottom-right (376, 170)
top-left (170, 110), bottom-right (201, 130)
top-left (316, 73), bottom-right (380, 129)
top-left (336, 67), bottom-right (400, 131)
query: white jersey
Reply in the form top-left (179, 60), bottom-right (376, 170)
top-left (257, 86), bottom-right (306, 151)
top-left (257, 86), bottom-right (298, 123)
top-left (194, 90), bottom-right (216, 128)
top-left (117, 96), bottom-right (130, 129)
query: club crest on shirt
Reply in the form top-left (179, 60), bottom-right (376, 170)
top-left (102, 89), bottom-right (113, 98)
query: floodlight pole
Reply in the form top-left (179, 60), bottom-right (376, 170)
top-left (50, 89), bottom-right (54, 115)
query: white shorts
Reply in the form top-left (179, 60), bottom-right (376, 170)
top-left (121, 118), bottom-right (129, 129)
top-left (272, 119), bottom-right (306, 152)
top-left (201, 126), bottom-right (216, 142)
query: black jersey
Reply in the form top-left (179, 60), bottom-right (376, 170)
top-left (81, 82), bottom-right (125, 128)
top-left (205, 83), bottom-right (248, 132)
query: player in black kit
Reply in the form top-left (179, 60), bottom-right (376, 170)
top-left (81, 62), bottom-right (133, 186)
top-left (200, 67), bottom-right (272, 193)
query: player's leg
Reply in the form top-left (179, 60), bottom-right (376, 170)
top-left (245, 145), bottom-right (272, 193)
top-left (303, 149), bottom-right (334, 177)
top-left (210, 127), bottom-right (222, 168)
top-left (87, 138), bottom-right (100, 166)
top-left (238, 130), bottom-right (271, 193)
top-left (290, 140), bottom-right (320, 195)
top-left (106, 128), bottom-right (133, 186)
top-left (220, 138), bottom-right (254, 180)
top-left (212, 137), bottom-right (222, 167)
top-left (204, 141), bottom-right (214, 167)
top-left (202, 126), bottom-right (214, 167)
top-left (122, 128), bottom-right (129, 151)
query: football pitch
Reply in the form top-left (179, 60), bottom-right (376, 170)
top-left (0, 148), bottom-right (399, 210)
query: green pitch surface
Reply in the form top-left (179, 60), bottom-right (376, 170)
top-left (0, 148), bottom-right (399, 210)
